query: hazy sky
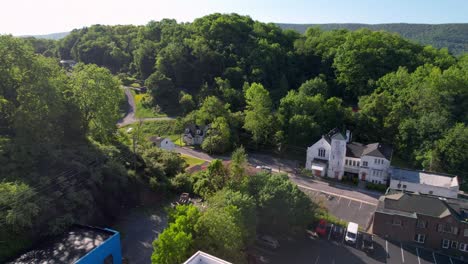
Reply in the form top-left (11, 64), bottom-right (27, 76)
top-left (3, 0), bottom-right (468, 35)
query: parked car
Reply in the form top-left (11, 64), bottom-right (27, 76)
top-left (345, 222), bottom-right (359, 244)
top-left (315, 219), bottom-right (328, 237)
top-left (361, 233), bottom-right (374, 254)
top-left (331, 225), bottom-right (345, 240)
top-left (256, 165), bottom-right (272, 173)
top-left (257, 235), bottom-right (280, 249)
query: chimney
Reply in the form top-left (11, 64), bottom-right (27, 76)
top-left (346, 130), bottom-right (351, 143)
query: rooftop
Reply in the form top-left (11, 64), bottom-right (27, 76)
top-left (184, 251), bottom-right (232, 264)
top-left (346, 142), bottom-right (393, 160)
top-left (8, 225), bottom-right (116, 264)
top-left (390, 168), bottom-right (458, 188)
top-left (377, 191), bottom-right (468, 222)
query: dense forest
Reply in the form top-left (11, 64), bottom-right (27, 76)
top-left (1, 13), bottom-right (468, 262)
top-left (278, 23), bottom-right (468, 55)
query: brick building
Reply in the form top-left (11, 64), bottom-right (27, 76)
top-left (373, 191), bottom-right (468, 255)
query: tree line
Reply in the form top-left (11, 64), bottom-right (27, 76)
top-left (33, 13), bottom-right (466, 179)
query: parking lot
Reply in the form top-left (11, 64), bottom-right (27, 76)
top-left (302, 188), bottom-right (377, 229)
top-left (251, 225), bottom-right (467, 264)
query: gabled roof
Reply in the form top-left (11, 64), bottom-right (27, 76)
top-left (149, 136), bottom-right (164, 146)
top-left (346, 142), bottom-right (392, 160)
top-left (390, 168), bottom-right (459, 188)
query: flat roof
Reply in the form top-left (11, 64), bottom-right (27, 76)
top-left (8, 225), bottom-right (116, 264)
top-left (390, 167), bottom-right (458, 188)
top-left (184, 251), bottom-right (232, 264)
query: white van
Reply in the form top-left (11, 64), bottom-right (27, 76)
top-left (345, 222), bottom-right (359, 244)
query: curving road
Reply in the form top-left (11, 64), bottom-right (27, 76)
top-left (117, 87), bottom-right (174, 127)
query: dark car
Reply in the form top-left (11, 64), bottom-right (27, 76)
top-left (361, 233), bottom-right (374, 254)
top-left (331, 225), bottom-right (345, 240)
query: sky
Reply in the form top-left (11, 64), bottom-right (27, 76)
top-left (2, 0), bottom-right (468, 35)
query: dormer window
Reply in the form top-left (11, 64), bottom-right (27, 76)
top-left (318, 148), bottom-right (326, 157)
top-left (185, 128), bottom-right (190, 133)
top-left (196, 129), bottom-right (201, 135)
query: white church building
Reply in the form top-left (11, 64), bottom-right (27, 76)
top-left (306, 128), bottom-right (393, 184)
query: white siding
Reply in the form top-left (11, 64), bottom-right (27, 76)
top-left (327, 137), bottom-right (346, 180)
top-left (306, 138), bottom-right (331, 169)
top-left (160, 138), bottom-right (175, 151)
top-left (389, 180), bottom-right (458, 198)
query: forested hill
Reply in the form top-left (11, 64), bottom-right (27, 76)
top-left (20, 31), bottom-right (69, 40)
top-left (277, 23), bottom-right (468, 55)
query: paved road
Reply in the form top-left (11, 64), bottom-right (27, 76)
top-left (112, 204), bottom-right (168, 264)
top-left (174, 146), bottom-right (380, 206)
top-left (117, 87), bottom-right (174, 127)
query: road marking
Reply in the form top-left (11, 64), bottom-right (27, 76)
top-left (449, 257), bottom-right (454, 264)
top-left (416, 247), bottom-right (421, 264)
top-left (359, 202), bottom-right (362, 210)
top-left (433, 252), bottom-right (438, 264)
top-left (314, 256), bottom-right (320, 264)
top-left (328, 224), bottom-right (333, 240)
top-left (296, 184), bottom-right (378, 206)
top-left (386, 240), bottom-right (389, 258)
top-left (348, 200), bottom-right (352, 207)
top-left (401, 243), bottom-right (405, 263)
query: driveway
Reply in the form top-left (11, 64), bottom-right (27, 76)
top-left (117, 87), bottom-right (174, 127)
top-left (112, 204), bottom-right (168, 264)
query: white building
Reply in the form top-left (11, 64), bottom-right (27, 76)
top-left (306, 128), bottom-right (393, 183)
top-left (184, 251), bottom-right (231, 264)
top-left (183, 125), bottom-right (207, 146)
top-left (149, 136), bottom-right (175, 151)
top-left (389, 167), bottom-right (459, 198)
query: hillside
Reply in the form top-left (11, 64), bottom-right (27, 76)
top-left (277, 23), bottom-right (468, 55)
top-left (21, 31), bottom-right (70, 40)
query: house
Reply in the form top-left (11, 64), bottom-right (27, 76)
top-left (183, 125), bottom-right (208, 146)
top-left (373, 191), bottom-right (468, 255)
top-left (8, 225), bottom-right (122, 264)
top-left (306, 128), bottom-right (393, 183)
top-left (389, 168), bottom-right (459, 199)
top-left (184, 251), bottom-right (232, 264)
top-left (149, 136), bottom-right (175, 151)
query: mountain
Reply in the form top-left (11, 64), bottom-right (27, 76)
top-left (20, 31), bottom-right (70, 40)
top-left (277, 23), bottom-right (468, 55)
top-left (21, 23), bottom-right (468, 55)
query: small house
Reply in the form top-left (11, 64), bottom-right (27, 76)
top-left (149, 136), bottom-right (175, 151)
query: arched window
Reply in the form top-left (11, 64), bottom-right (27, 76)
top-left (318, 148), bottom-right (326, 157)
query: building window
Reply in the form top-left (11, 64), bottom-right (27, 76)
top-left (392, 218), bottom-right (402, 226)
top-left (402, 185), bottom-right (407, 189)
top-left (459, 243), bottom-right (468, 252)
top-left (464, 229), bottom-right (468, 237)
top-left (451, 241), bottom-right (458, 249)
top-left (363, 161), bottom-right (368, 167)
top-left (442, 239), bottom-right (450, 249)
top-left (352, 160), bottom-right (356, 166)
top-left (357, 161), bottom-right (360, 167)
top-left (318, 148), bottom-right (326, 157)
top-left (345, 159), bottom-right (348, 165)
top-left (375, 158), bottom-right (378, 164)
top-left (415, 234), bottom-right (425, 244)
top-left (416, 220), bottom-right (427, 229)
top-left (429, 191), bottom-right (433, 195)
top-left (397, 183), bottom-right (401, 188)
top-left (438, 224), bottom-right (458, 235)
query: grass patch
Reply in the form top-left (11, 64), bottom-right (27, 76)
top-left (119, 120), bottom-right (180, 142)
top-left (134, 93), bottom-right (167, 118)
top-left (181, 154), bottom-right (206, 167)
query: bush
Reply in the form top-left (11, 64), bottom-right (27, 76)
top-left (170, 173), bottom-right (193, 193)
top-left (366, 182), bottom-right (387, 193)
